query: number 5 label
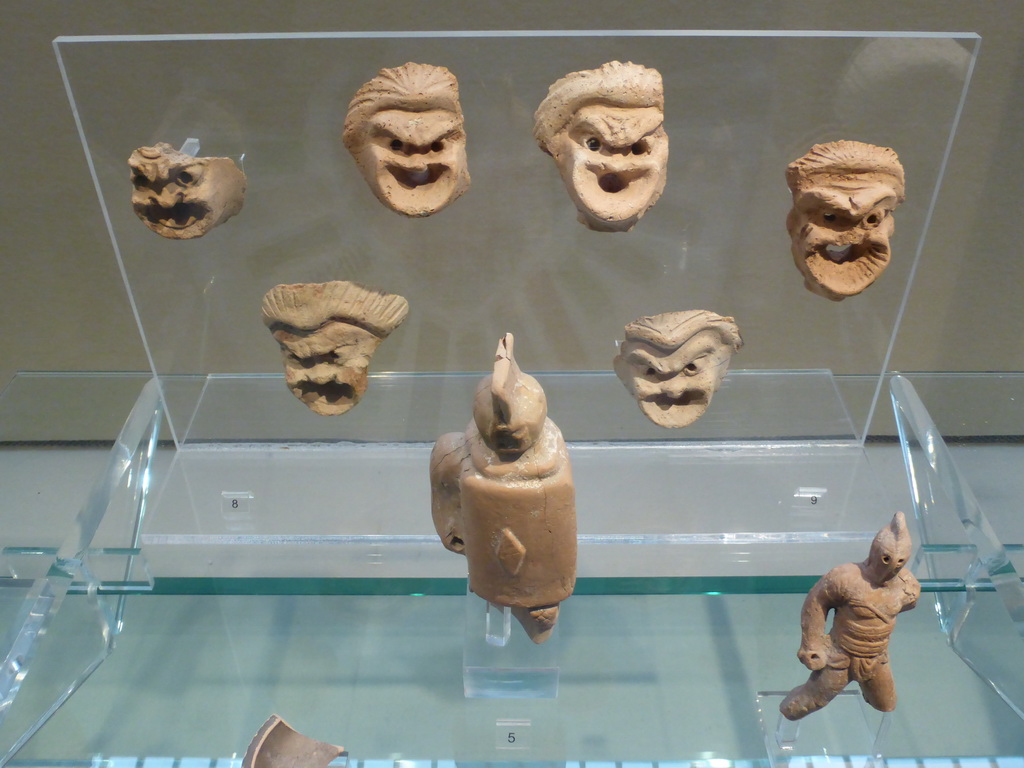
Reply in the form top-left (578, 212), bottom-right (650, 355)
top-left (496, 718), bottom-right (530, 750)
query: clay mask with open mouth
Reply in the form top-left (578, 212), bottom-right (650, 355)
top-left (261, 281), bottom-right (409, 416)
top-left (129, 143), bottom-right (245, 239)
top-left (343, 63), bottom-right (470, 217)
top-left (535, 61), bottom-right (668, 232)
top-left (786, 141), bottom-right (906, 301)
top-left (613, 310), bottom-right (743, 428)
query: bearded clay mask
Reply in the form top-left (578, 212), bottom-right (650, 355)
top-left (343, 62), bottom-right (470, 218)
top-left (786, 141), bottom-right (906, 301)
top-left (261, 281), bottom-right (409, 415)
top-left (128, 143), bottom-right (246, 239)
top-left (534, 61), bottom-right (668, 233)
top-left (614, 310), bottom-right (742, 428)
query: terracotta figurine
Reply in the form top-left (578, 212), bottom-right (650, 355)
top-left (613, 310), bottom-right (742, 428)
top-left (786, 140), bottom-right (906, 301)
top-left (343, 62), bottom-right (470, 217)
top-left (261, 280), bottom-right (409, 415)
top-left (242, 715), bottom-right (344, 768)
top-left (430, 334), bottom-right (576, 643)
top-left (129, 143), bottom-right (246, 239)
top-left (534, 61), bottom-right (668, 232)
top-left (780, 511), bottom-right (920, 720)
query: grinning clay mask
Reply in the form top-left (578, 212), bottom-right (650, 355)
top-left (614, 310), bottom-right (742, 428)
top-left (261, 281), bottom-right (409, 415)
top-left (534, 61), bottom-right (668, 233)
top-left (786, 141), bottom-right (906, 301)
top-left (343, 62), bottom-right (470, 218)
top-left (129, 143), bottom-right (246, 239)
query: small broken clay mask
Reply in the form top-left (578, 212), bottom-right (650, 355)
top-left (786, 141), bottom-right (906, 300)
top-left (128, 143), bottom-right (245, 239)
top-left (865, 510), bottom-right (913, 585)
top-left (472, 334), bottom-right (548, 460)
top-left (614, 310), bottom-right (742, 428)
top-left (343, 62), bottom-right (470, 217)
top-left (534, 61), bottom-right (668, 232)
top-left (261, 281), bottom-right (408, 415)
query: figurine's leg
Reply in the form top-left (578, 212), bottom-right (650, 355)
top-left (511, 604), bottom-right (560, 644)
top-left (779, 666), bottom-right (849, 721)
top-left (858, 660), bottom-right (897, 712)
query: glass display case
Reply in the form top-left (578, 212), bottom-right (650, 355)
top-left (4, 27), bottom-right (1023, 767)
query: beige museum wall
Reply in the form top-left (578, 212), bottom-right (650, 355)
top-left (1, 2), bottom-right (1022, 404)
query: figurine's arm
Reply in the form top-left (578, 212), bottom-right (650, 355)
top-left (429, 432), bottom-right (469, 554)
top-left (797, 566), bottom-right (846, 670)
top-left (899, 569), bottom-right (921, 613)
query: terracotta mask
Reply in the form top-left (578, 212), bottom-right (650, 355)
top-left (534, 61), bottom-right (668, 232)
top-left (786, 141), bottom-right (906, 301)
top-left (430, 334), bottom-right (576, 643)
top-left (129, 143), bottom-right (246, 239)
top-left (343, 62), bottom-right (470, 217)
top-left (261, 281), bottom-right (408, 415)
top-left (613, 310), bottom-right (742, 428)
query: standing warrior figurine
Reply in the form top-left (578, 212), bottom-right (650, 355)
top-left (780, 511), bottom-right (920, 720)
top-left (430, 333), bottom-right (576, 643)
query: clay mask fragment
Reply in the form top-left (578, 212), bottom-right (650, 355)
top-left (786, 141), bottom-right (906, 300)
top-left (242, 715), bottom-right (345, 768)
top-left (780, 511), bottom-right (920, 720)
top-left (129, 143), bottom-right (246, 239)
top-left (261, 281), bottom-right (408, 415)
top-left (534, 61), bottom-right (668, 232)
top-left (613, 310), bottom-right (742, 428)
top-left (343, 62), bottom-right (470, 217)
top-left (430, 334), bottom-right (576, 643)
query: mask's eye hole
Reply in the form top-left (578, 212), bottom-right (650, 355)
top-left (390, 139), bottom-right (403, 151)
top-left (176, 170), bottom-right (194, 185)
top-left (683, 362), bottom-right (699, 376)
top-left (586, 137), bottom-right (600, 151)
top-left (823, 212), bottom-right (837, 222)
top-left (865, 213), bottom-right (880, 226)
top-left (882, 554), bottom-right (891, 564)
top-left (631, 140), bottom-right (647, 155)
top-left (430, 140), bottom-right (444, 152)
top-left (645, 367), bottom-right (657, 377)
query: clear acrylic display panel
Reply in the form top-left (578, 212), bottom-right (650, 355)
top-left (891, 375), bottom-right (1024, 721)
top-left (51, 31), bottom-right (980, 587)
top-left (54, 31), bottom-right (978, 446)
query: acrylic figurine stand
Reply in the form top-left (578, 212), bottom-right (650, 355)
top-left (462, 586), bottom-right (560, 699)
top-left (757, 690), bottom-right (891, 768)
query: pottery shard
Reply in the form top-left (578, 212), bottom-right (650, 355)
top-left (242, 715), bottom-right (344, 768)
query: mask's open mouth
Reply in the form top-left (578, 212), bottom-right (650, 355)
top-left (387, 164), bottom-right (447, 189)
top-left (644, 389), bottom-right (708, 411)
top-left (294, 379), bottom-right (357, 407)
top-left (142, 200), bottom-right (207, 230)
top-left (805, 240), bottom-right (891, 295)
top-left (590, 166), bottom-right (650, 196)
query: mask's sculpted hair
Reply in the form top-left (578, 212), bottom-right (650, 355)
top-left (533, 61), bottom-right (664, 151)
top-left (786, 140), bottom-right (906, 199)
top-left (343, 62), bottom-right (463, 151)
top-left (623, 310), bottom-right (743, 353)
top-left (261, 280), bottom-right (409, 337)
